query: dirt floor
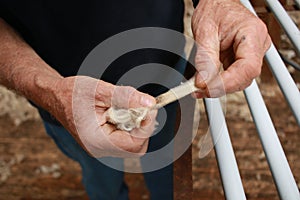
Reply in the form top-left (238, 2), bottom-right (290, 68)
top-left (0, 1), bottom-right (300, 200)
top-left (0, 81), bottom-right (299, 200)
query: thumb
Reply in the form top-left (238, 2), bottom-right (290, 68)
top-left (193, 26), bottom-right (221, 90)
top-left (111, 85), bottom-right (156, 108)
top-left (130, 89), bottom-right (156, 108)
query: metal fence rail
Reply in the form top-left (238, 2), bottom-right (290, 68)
top-left (244, 81), bottom-right (299, 200)
top-left (205, 98), bottom-right (246, 200)
top-left (204, 1), bottom-right (300, 199)
top-left (264, 0), bottom-right (300, 55)
top-left (242, 0), bottom-right (300, 127)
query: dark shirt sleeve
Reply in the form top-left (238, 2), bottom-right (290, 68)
top-left (192, 0), bottom-right (199, 7)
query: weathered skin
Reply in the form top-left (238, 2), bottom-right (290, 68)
top-left (0, 0), bottom-right (271, 157)
top-left (192, 0), bottom-right (271, 98)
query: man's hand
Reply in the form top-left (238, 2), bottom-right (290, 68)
top-left (50, 76), bottom-right (157, 158)
top-left (0, 18), bottom-right (157, 158)
top-left (192, 0), bottom-right (271, 97)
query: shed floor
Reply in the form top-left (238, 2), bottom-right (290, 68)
top-left (0, 81), bottom-right (299, 200)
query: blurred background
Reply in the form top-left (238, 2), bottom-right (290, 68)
top-left (0, 0), bottom-right (299, 199)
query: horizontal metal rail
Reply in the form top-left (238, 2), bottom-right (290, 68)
top-left (204, 98), bottom-right (246, 200)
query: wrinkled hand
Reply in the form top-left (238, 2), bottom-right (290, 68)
top-left (192, 0), bottom-right (271, 97)
top-left (51, 76), bottom-right (157, 158)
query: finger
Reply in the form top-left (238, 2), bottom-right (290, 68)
top-left (216, 20), bottom-right (270, 94)
top-left (193, 22), bottom-right (221, 90)
top-left (95, 109), bottom-right (107, 125)
top-left (198, 56), bottom-right (260, 97)
top-left (220, 59), bottom-right (258, 94)
top-left (101, 123), bottom-right (117, 135)
top-left (111, 85), bottom-right (156, 109)
top-left (107, 129), bottom-right (149, 155)
top-left (128, 89), bottom-right (156, 108)
top-left (197, 73), bottom-right (226, 98)
top-left (95, 80), bottom-right (116, 108)
top-left (194, 47), bottom-right (220, 89)
top-left (220, 47), bottom-right (235, 69)
top-left (100, 117), bottom-right (151, 153)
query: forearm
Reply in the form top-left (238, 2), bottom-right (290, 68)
top-left (0, 18), bottom-right (64, 111)
top-left (192, 0), bottom-right (239, 7)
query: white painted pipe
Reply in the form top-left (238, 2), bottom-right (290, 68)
top-left (265, 44), bottom-right (300, 126)
top-left (240, 0), bottom-right (300, 126)
top-left (265, 0), bottom-right (300, 55)
top-left (240, 1), bottom-right (300, 199)
top-left (244, 81), bottom-right (300, 200)
top-left (204, 98), bottom-right (246, 200)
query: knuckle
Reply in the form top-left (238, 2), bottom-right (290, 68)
top-left (254, 19), bottom-right (270, 44)
top-left (249, 63), bottom-right (261, 77)
top-left (119, 85), bottom-right (136, 94)
top-left (247, 18), bottom-right (268, 36)
top-left (257, 19), bottom-right (268, 33)
top-left (245, 63), bottom-right (261, 81)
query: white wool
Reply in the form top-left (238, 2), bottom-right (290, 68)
top-left (107, 107), bottom-right (149, 131)
top-left (107, 77), bottom-right (197, 131)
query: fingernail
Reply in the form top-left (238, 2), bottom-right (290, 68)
top-left (199, 71), bottom-right (208, 81)
top-left (141, 96), bottom-right (155, 107)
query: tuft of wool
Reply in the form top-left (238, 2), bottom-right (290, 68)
top-left (106, 107), bottom-right (149, 131)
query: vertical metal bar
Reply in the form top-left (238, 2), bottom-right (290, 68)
top-left (244, 81), bottom-right (300, 200)
top-left (265, 0), bottom-right (300, 55)
top-left (241, 0), bottom-right (300, 126)
top-left (204, 98), bottom-right (246, 200)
